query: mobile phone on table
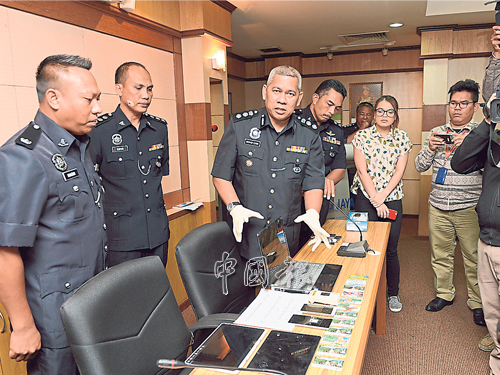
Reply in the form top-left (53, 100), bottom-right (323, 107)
top-left (288, 314), bottom-right (332, 328)
top-left (388, 209), bottom-right (398, 220)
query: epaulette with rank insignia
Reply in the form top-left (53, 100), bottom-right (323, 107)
top-left (15, 122), bottom-right (41, 150)
top-left (294, 108), bottom-right (304, 116)
top-left (145, 112), bottom-right (168, 124)
top-left (95, 112), bottom-right (114, 128)
top-left (296, 114), bottom-right (320, 133)
top-left (232, 109), bottom-right (259, 122)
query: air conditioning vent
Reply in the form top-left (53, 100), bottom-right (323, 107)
top-left (338, 31), bottom-right (389, 45)
top-left (258, 46), bottom-right (283, 53)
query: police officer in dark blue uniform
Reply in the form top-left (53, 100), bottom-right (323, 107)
top-left (89, 62), bottom-right (169, 267)
top-left (0, 55), bottom-right (106, 374)
top-left (212, 66), bottom-right (331, 259)
top-left (297, 80), bottom-right (347, 249)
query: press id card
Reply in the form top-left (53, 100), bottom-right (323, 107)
top-left (435, 167), bottom-right (447, 185)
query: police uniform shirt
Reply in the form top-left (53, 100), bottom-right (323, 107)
top-left (343, 122), bottom-right (360, 141)
top-left (299, 104), bottom-right (346, 174)
top-left (89, 105), bottom-right (169, 252)
top-left (0, 110), bottom-right (106, 350)
top-left (211, 108), bottom-right (325, 259)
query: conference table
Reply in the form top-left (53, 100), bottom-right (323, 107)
top-left (191, 219), bottom-right (391, 375)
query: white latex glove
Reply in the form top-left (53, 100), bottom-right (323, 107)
top-left (294, 209), bottom-right (331, 251)
top-left (229, 205), bottom-right (264, 242)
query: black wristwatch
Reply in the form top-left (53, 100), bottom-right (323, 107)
top-left (227, 202), bottom-right (241, 213)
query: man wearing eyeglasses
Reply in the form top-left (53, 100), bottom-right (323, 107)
top-left (415, 79), bottom-right (484, 327)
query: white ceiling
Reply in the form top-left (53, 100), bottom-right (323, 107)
top-left (228, 0), bottom-right (496, 58)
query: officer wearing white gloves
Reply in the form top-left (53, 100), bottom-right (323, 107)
top-left (212, 66), bottom-right (330, 259)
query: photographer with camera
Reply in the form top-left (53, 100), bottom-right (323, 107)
top-left (415, 80), bottom-right (484, 327)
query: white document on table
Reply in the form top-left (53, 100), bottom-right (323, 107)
top-left (235, 288), bottom-right (309, 331)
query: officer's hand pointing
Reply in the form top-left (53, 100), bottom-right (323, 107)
top-left (229, 205), bottom-right (264, 242)
top-left (294, 209), bottom-right (331, 251)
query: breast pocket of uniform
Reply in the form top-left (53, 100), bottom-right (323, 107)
top-left (104, 152), bottom-right (135, 179)
top-left (55, 179), bottom-right (91, 223)
top-left (148, 153), bottom-right (164, 177)
top-left (239, 147), bottom-right (264, 176)
top-left (284, 152), bottom-right (305, 181)
top-left (104, 204), bottom-right (132, 241)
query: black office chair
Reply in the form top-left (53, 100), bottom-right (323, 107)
top-left (60, 256), bottom-right (215, 375)
top-left (175, 222), bottom-right (255, 323)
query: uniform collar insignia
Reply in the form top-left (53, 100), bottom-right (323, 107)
top-left (58, 138), bottom-right (69, 147)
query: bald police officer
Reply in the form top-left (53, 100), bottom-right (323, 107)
top-left (212, 66), bottom-right (330, 259)
top-left (0, 55), bottom-right (106, 374)
top-left (89, 62), bottom-right (169, 267)
top-left (297, 80), bottom-right (347, 248)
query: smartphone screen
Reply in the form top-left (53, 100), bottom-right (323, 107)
top-left (435, 134), bottom-right (453, 144)
top-left (288, 314), bottom-right (332, 328)
top-left (301, 303), bottom-right (334, 316)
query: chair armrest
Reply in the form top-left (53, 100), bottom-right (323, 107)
top-left (188, 313), bottom-right (239, 334)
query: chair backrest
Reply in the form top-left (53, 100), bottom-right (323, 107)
top-left (175, 222), bottom-right (255, 320)
top-left (60, 256), bottom-right (191, 375)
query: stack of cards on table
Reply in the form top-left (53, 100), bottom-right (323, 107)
top-left (311, 275), bottom-right (368, 371)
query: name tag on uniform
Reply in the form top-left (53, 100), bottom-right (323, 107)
top-left (286, 145), bottom-right (308, 154)
top-left (244, 138), bottom-right (261, 147)
top-left (112, 145), bottom-right (129, 153)
top-left (62, 168), bottom-right (79, 181)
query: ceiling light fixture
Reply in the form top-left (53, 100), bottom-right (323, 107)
top-left (389, 22), bottom-right (403, 28)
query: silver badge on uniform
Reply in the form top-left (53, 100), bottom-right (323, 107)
top-left (293, 164), bottom-right (301, 173)
top-left (52, 153), bottom-right (68, 172)
top-left (112, 134), bottom-right (122, 145)
top-left (249, 127), bottom-right (261, 140)
top-left (58, 138), bottom-right (69, 147)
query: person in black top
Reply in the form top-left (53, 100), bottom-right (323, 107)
top-left (89, 62), bottom-right (170, 267)
top-left (297, 80), bottom-right (347, 249)
top-left (212, 66), bottom-right (330, 258)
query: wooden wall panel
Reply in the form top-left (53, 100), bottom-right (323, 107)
top-left (134, 0), bottom-right (181, 31)
top-left (0, 1), bottom-right (177, 53)
top-left (265, 56), bottom-right (303, 75)
top-left (202, 0), bottom-right (232, 42)
top-left (422, 104), bottom-right (447, 131)
top-left (246, 61), bottom-right (266, 80)
top-left (404, 145), bottom-right (421, 180)
top-left (179, 0), bottom-right (204, 31)
top-left (303, 49), bottom-right (422, 76)
top-left (399, 108), bottom-right (423, 146)
top-left (418, 175), bottom-right (432, 236)
top-left (227, 55), bottom-right (246, 79)
top-left (185, 102), bottom-right (212, 141)
top-left (453, 28), bottom-right (491, 55)
top-left (173, 51), bottom-right (190, 191)
top-left (421, 30), bottom-right (453, 56)
top-left (402, 179), bottom-right (420, 216)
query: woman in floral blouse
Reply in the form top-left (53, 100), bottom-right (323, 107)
top-left (351, 95), bottom-right (412, 313)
